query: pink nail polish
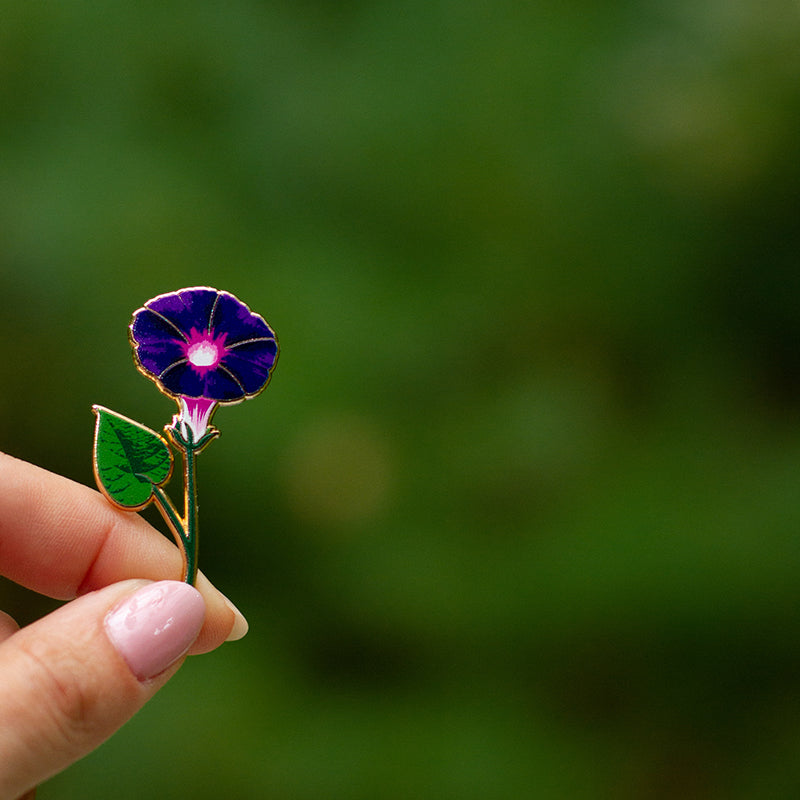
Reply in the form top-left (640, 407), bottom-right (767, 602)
top-left (105, 581), bottom-right (206, 681)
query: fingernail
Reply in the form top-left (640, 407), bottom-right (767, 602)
top-left (222, 595), bottom-right (249, 642)
top-left (105, 581), bottom-right (206, 681)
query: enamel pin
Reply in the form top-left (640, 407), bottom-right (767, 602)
top-left (92, 287), bottom-right (279, 585)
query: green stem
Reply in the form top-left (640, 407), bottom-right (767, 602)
top-left (182, 440), bottom-right (199, 586)
top-left (151, 437), bottom-right (200, 585)
top-left (151, 485), bottom-right (189, 579)
top-left (150, 426), bottom-right (210, 586)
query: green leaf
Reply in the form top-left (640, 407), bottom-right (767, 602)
top-left (92, 405), bottom-right (173, 509)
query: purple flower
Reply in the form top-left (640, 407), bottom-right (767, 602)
top-left (130, 287), bottom-right (278, 438)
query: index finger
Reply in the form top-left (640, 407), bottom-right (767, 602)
top-left (0, 452), bottom-right (241, 652)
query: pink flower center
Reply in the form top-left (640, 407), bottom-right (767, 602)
top-left (183, 329), bottom-right (228, 374)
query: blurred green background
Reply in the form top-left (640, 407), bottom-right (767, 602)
top-left (2, 1), bottom-right (800, 797)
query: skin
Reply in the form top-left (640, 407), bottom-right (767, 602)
top-left (0, 452), bottom-right (244, 798)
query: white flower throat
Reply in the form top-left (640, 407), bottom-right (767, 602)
top-left (187, 341), bottom-right (219, 367)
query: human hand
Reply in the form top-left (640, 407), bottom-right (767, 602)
top-left (0, 452), bottom-right (248, 799)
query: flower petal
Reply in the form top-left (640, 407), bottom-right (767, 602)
top-left (222, 341), bottom-right (278, 395)
top-left (132, 307), bottom-right (185, 344)
top-left (147, 287), bottom-right (220, 336)
top-left (202, 367), bottom-right (247, 401)
top-left (158, 361), bottom-right (207, 397)
top-left (211, 291), bottom-right (275, 345)
top-left (130, 310), bottom-right (187, 375)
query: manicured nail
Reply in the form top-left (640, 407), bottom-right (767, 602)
top-left (222, 595), bottom-right (249, 642)
top-left (105, 581), bottom-right (206, 681)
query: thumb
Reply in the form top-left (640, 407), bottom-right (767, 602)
top-left (0, 580), bottom-right (206, 799)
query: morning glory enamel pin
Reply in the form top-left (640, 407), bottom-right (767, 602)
top-left (92, 287), bottom-right (279, 585)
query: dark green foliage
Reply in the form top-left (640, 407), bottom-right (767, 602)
top-left (1, 1), bottom-right (800, 798)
